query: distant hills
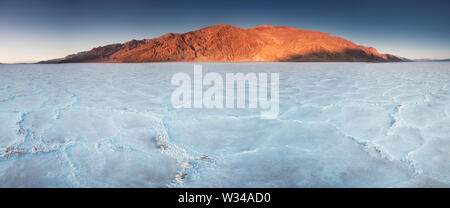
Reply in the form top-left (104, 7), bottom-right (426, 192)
top-left (41, 24), bottom-right (406, 63)
top-left (413, 58), bottom-right (450, 62)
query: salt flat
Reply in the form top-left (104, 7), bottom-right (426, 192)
top-left (0, 62), bottom-right (449, 187)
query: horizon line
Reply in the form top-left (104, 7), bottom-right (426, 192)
top-left (1, 24), bottom-right (449, 64)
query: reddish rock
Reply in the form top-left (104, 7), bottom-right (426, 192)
top-left (41, 24), bottom-right (405, 63)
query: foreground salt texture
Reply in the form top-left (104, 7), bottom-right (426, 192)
top-left (0, 62), bottom-right (449, 187)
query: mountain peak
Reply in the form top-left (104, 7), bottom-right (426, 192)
top-left (254, 25), bottom-right (275, 28)
top-left (40, 24), bottom-right (404, 63)
top-left (208, 24), bottom-right (236, 28)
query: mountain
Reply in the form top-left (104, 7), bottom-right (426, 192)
top-left (40, 24), bottom-right (404, 63)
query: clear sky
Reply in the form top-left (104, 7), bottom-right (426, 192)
top-left (1, 0), bottom-right (449, 63)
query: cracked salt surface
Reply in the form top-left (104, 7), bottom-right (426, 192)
top-left (0, 62), bottom-right (449, 187)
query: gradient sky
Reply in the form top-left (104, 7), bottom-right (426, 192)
top-left (1, 0), bottom-right (449, 63)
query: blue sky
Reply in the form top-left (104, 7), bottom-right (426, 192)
top-left (1, 0), bottom-right (449, 63)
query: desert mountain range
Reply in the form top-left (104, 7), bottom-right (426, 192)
top-left (41, 24), bottom-right (406, 63)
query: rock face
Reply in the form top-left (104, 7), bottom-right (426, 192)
top-left (41, 24), bottom-right (404, 63)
